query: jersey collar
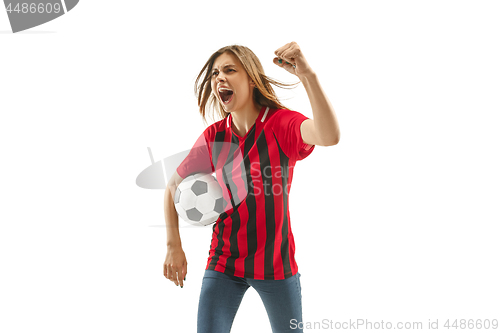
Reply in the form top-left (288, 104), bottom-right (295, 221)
top-left (226, 106), bottom-right (270, 130)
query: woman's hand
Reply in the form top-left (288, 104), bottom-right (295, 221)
top-left (273, 41), bottom-right (315, 78)
top-left (164, 246), bottom-right (187, 287)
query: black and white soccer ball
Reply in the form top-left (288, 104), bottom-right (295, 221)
top-left (174, 173), bottom-right (224, 226)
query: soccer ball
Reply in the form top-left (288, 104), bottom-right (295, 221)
top-left (174, 173), bottom-right (224, 226)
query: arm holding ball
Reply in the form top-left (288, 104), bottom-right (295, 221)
top-left (164, 171), bottom-right (187, 288)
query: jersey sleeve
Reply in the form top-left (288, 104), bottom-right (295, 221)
top-left (272, 109), bottom-right (315, 161)
top-left (176, 129), bottom-right (215, 179)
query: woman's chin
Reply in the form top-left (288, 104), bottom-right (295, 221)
top-left (222, 102), bottom-right (235, 113)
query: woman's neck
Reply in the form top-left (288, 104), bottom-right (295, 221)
top-left (230, 102), bottom-right (262, 137)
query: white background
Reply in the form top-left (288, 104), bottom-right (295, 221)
top-left (1, 1), bottom-right (499, 332)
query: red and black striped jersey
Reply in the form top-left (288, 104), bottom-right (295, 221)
top-left (176, 106), bottom-right (315, 280)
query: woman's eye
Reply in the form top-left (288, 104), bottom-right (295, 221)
top-left (211, 69), bottom-right (234, 77)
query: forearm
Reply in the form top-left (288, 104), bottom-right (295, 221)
top-left (299, 72), bottom-right (340, 145)
top-left (164, 185), bottom-right (182, 248)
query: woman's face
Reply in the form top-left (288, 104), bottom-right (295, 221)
top-left (211, 51), bottom-right (255, 113)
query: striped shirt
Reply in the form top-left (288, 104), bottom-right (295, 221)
top-left (177, 106), bottom-right (315, 280)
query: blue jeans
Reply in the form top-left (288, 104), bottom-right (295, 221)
top-left (197, 269), bottom-right (303, 333)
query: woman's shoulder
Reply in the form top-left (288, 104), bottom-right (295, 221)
top-left (266, 108), bottom-right (307, 125)
top-left (202, 116), bottom-right (229, 137)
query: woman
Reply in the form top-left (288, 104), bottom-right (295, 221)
top-left (164, 42), bottom-right (340, 333)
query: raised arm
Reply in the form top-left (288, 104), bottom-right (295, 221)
top-left (274, 41), bottom-right (340, 147)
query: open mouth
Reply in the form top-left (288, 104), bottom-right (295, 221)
top-left (218, 88), bottom-right (234, 105)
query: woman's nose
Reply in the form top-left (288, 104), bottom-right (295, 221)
top-left (216, 74), bottom-right (226, 82)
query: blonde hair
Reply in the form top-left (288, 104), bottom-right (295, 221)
top-left (194, 45), bottom-right (299, 124)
